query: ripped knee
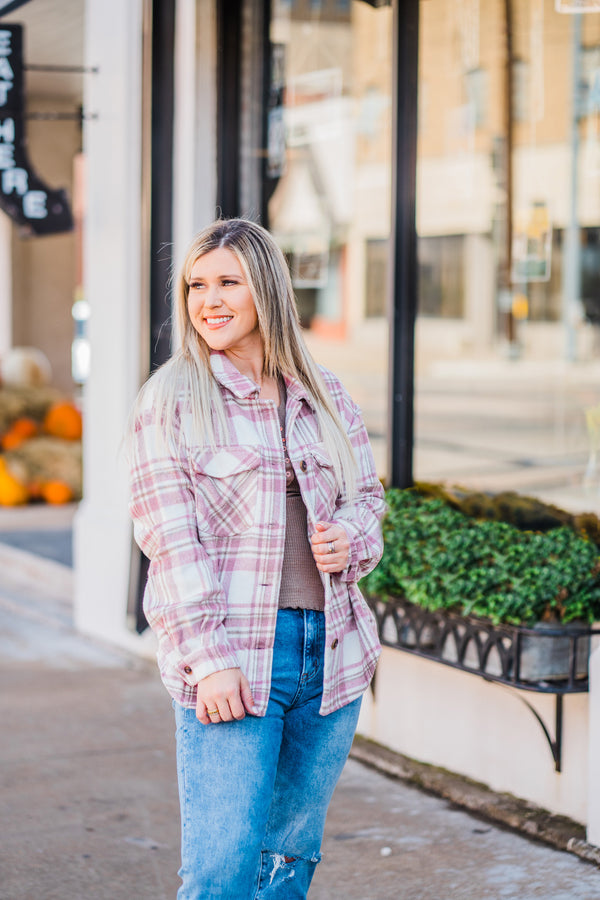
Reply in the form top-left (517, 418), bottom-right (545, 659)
top-left (262, 849), bottom-right (321, 889)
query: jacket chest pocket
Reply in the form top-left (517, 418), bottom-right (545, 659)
top-left (192, 446), bottom-right (261, 537)
top-left (305, 443), bottom-right (340, 519)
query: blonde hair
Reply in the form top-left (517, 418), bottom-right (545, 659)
top-left (133, 218), bottom-right (357, 496)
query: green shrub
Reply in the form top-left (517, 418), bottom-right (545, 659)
top-left (361, 488), bottom-right (600, 625)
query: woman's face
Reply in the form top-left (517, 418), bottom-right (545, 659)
top-left (187, 247), bottom-right (262, 360)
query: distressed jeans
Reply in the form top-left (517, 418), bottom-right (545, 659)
top-left (174, 608), bottom-right (362, 899)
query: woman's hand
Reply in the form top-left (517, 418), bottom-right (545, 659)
top-left (310, 521), bottom-right (350, 574)
top-left (195, 667), bottom-right (257, 724)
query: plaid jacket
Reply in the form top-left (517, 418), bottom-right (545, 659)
top-left (129, 351), bottom-right (386, 715)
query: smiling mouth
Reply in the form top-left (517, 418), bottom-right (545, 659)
top-left (204, 316), bottom-right (233, 326)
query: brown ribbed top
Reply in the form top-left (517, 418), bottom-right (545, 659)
top-left (276, 384), bottom-right (325, 611)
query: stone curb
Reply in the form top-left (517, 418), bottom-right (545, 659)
top-left (350, 734), bottom-right (600, 868)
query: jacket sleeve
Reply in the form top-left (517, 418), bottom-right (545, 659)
top-left (331, 399), bottom-right (387, 584)
top-left (128, 400), bottom-right (239, 686)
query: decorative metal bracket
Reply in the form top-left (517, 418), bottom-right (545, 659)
top-left (24, 64), bottom-right (99, 74)
top-left (515, 692), bottom-right (563, 772)
top-left (367, 594), bottom-right (600, 772)
top-left (25, 111), bottom-right (97, 122)
top-left (22, 65), bottom-right (99, 123)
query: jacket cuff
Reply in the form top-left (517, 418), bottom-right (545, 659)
top-left (175, 629), bottom-right (240, 686)
top-left (333, 517), bottom-right (365, 583)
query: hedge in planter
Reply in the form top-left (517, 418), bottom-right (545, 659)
top-left (361, 488), bottom-right (600, 626)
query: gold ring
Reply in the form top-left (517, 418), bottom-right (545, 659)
top-left (328, 541), bottom-right (336, 554)
top-left (207, 708), bottom-right (219, 716)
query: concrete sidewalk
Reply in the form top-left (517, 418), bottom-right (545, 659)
top-left (2, 525), bottom-right (600, 899)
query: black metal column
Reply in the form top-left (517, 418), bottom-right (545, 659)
top-left (134, 0), bottom-right (176, 634)
top-left (217, 0), bottom-right (243, 218)
top-left (149, 0), bottom-right (176, 371)
top-left (261, 0), bottom-right (279, 227)
top-left (388, 0), bottom-right (419, 489)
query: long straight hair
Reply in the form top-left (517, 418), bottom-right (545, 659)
top-left (133, 218), bottom-right (357, 496)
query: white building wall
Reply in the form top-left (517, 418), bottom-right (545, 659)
top-left (358, 647), bottom-right (590, 825)
top-left (587, 642), bottom-right (600, 843)
top-left (73, 0), bottom-right (150, 652)
top-left (74, 0), bottom-right (218, 652)
top-left (172, 0), bottom-right (217, 268)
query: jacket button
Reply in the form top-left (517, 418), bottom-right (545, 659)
top-left (184, 665), bottom-right (193, 674)
top-left (330, 639), bottom-right (339, 649)
top-left (300, 460), bottom-right (307, 472)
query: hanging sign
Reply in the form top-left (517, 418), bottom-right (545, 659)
top-left (512, 201), bottom-right (552, 283)
top-left (0, 24), bottom-right (73, 235)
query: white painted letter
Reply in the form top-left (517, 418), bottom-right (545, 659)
top-left (0, 58), bottom-right (13, 81)
top-left (2, 167), bottom-right (27, 195)
top-left (23, 190), bottom-right (48, 219)
top-left (0, 117), bottom-right (14, 143)
top-left (0, 142), bottom-right (14, 169)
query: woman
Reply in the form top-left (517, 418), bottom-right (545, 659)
top-left (128, 218), bottom-right (385, 899)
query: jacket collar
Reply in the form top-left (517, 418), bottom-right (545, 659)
top-left (210, 351), bottom-right (259, 399)
top-left (282, 372), bottom-right (315, 411)
top-left (210, 350), bottom-right (315, 410)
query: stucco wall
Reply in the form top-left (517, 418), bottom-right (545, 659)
top-left (357, 645), bottom-right (589, 825)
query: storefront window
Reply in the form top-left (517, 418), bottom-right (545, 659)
top-left (265, 0), bottom-right (393, 476)
top-left (414, 1), bottom-right (600, 514)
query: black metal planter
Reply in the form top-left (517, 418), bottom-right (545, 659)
top-left (365, 594), bottom-right (600, 772)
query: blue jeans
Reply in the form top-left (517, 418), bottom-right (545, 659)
top-left (174, 608), bottom-right (362, 899)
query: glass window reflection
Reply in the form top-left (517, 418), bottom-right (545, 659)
top-left (268, 0), bottom-right (393, 477)
top-left (415, 0), bottom-right (600, 514)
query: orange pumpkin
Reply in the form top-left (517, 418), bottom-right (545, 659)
top-left (41, 480), bottom-right (74, 505)
top-left (1, 417), bottom-right (38, 451)
top-left (0, 457), bottom-right (29, 506)
top-left (43, 402), bottom-right (83, 441)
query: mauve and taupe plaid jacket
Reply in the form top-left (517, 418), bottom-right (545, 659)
top-left (129, 351), bottom-right (386, 715)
